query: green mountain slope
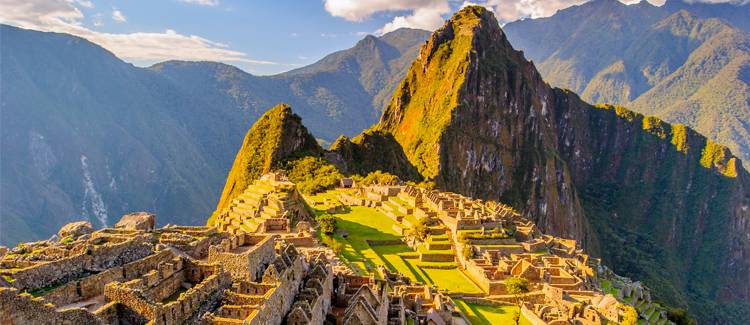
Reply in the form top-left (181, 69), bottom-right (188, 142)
top-left (504, 0), bottom-right (750, 163)
top-left (340, 6), bottom-right (750, 323)
top-left (211, 103), bottom-right (321, 218)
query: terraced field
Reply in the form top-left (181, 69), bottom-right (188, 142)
top-left (454, 299), bottom-right (520, 325)
top-left (308, 191), bottom-right (483, 294)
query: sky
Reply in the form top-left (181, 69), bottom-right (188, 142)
top-left (0, 0), bottom-right (742, 75)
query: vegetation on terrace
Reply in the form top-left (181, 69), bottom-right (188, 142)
top-left (308, 192), bottom-right (482, 294)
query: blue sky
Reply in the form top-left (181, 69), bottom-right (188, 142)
top-left (0, 0), bottom-right (696, 75)
top-left (78, 0), bottom-right (400, 74)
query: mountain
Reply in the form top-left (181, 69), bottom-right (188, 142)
top-left (663, 0), bottom-right (750, 32)
top-left (211, 103), bottom-right (321, 217)
top-left (335, 6), bottom-right (750, 323)
top-left (503, 0), bottom-right (750, 163)
top-left (0, 24), bottom-right (428, 246)
top-left (152, 28), bottom-right (430, 143)
top-left (0, 25), bottom-right (235, 245)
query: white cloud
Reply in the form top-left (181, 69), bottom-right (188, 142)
top-left (111, 9), bottom-right (126, 23)
top-left (74, 0), bottom-right (93, 8)
top-left (0, 0), bottom-right (277, 66)
top-left (180, 0), bottom-right (220, 6)
top-left (325, 0), bottom-right (747, 32)
top-left (324, 0), bottom-right (451, 35)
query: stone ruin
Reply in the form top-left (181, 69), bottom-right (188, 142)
top-left (1, 175), bottom-right (670, 325)
top-left (210, 173), bottom-right (313, 236)
top-left (0, 212), bottom-right (334, 325)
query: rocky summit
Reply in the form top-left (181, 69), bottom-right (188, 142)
top-left (335, 6), bottom-right (750, 323)
top-left (1, 4), bottom-right (749, 325)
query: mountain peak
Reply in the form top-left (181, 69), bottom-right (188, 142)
top-left (211, 103), bottom-right (321, 219)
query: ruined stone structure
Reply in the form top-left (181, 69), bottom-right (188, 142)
top-left (1, 176), bottom-right (667, 324)
top-left (209, 173), bottom-right (312, 235)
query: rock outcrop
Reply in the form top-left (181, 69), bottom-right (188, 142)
top-left (114, 212), bottom-right (156, 231)
top-left (58, 221), bottom-right (93, 239)
top-left (213, 104), bottom-right (322, 216)
top-left (339, 6), bottom-right (750, 322)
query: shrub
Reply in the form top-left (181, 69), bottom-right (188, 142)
top-left (410, 218), bottom-right (429, 240)
top-left (61, 236), bottom-right (74, 244)
top-left (321, 235), bottom-right (344, 254)
top-left (504, 277), bottom-right (529, 295)
top-left (284, 156), bottom-right (343, 194)
top-left (621, 305), bottom-right (638, 325)
top-left (461, 245), bottom-right (474, 259)
top-left (360, 170), bottom-right (400, 186)
top-left (667, 307), bottom-right (696, 325)
top-left (317, 214), bottom-right (337, 234)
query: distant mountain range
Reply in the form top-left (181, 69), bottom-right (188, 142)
top-left (504, 0), bottom-right (750, 163)
top-left (1, 0), bottom-right (748, 262)
top-left (0, 24), bottom-right (428, 245)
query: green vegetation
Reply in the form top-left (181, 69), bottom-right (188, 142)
top-left (376, 7), bottom-right (489, 179)
top-left (355, 170), bottom-right (401, 186)
top-left (407, 218), bottom-right (429, 241)
top-left (621, 305), bottom-right (638, 325)
top-left (642, 116), bottom-right (668, 139)
top-left (60, 236), bottom-right (74, 244)
top-left (284, 156), bottom-right (343, 194)
top-left (461, 245), bottom-right (474, 259)
top-left (211, 103), bottom-right (322, 221)
top-left (504, 277), bottom-right (530, 296)
top-left (700, 140), bottom-right (738, 178)
top-left (312, 200), bottom-right (481, 294)
top-left (458, 228), bottom-right (511, 242)
top-left (671, 124), bottom-right (689, 153)
top-left (317, 214), bottom-right (337, 234)
top-left (454, 299), bottom-right (519, 325)
top-left (667, 307), bottom-right (697, 325)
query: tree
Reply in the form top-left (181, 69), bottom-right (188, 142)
top-left (461, 245), bottom-right (474, 260)
top-left (361, 170), bottom-right (400, 185)
top-left (620, 305), bottom-right (638, 325)
top-left (667, 307), bottom-right (696, 325)
top-left (504, 277), bottom-right (530, 304)
top-left (317, 214), bottom-right (336, 234)
top-left (410, 218), bottom-right (429, 241)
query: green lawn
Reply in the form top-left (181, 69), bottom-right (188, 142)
top-left (324, 206), bottom-right (482, 294)
top-left (454, 299), bottom-right (520, 325)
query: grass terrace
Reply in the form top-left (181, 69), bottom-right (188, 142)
top-left (314, 199), bottom-right (483, 294)
top-left (454, 299), bottom-right (520, 325)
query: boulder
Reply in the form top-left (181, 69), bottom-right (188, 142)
top-left (115, 212), bottom-right (156, 231)
top-left (58, 221), bottom-right (93, 239)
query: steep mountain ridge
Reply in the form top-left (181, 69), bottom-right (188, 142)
top-left (503, 0), bottom-right (750, 164)
top-left (211, 103), bottom-right (321, 218)
top-left (340, 6), bottom-right (749, 323)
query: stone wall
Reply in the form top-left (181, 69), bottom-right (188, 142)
top-left (0, 287), bottom-right (105, 325)
top-left (208, 234), bottom-right (276, 282)
top-left (8, 253), bottom-right (88, 291)
top-left (246, 255), bottom-right (305, 325)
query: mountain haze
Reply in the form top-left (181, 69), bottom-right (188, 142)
top-left (0, 24), bottom-right (428, 245)
top-left (504, 0), bottom-right (750, 163)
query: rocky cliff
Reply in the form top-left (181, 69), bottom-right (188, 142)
top-left (356, 6), bottom-right (749, 323)
top-left (212, 104), bottom-right (321, 217)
